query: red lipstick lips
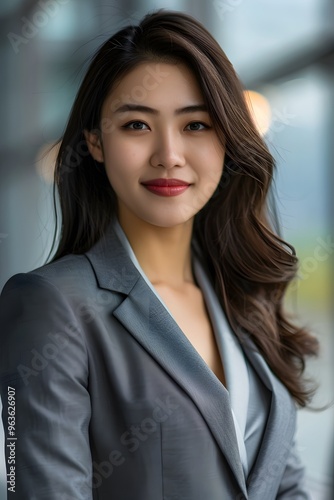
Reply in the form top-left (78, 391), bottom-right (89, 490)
top-left (141, 178), bottom-right (191, 197)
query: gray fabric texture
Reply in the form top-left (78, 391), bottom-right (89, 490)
top-left (0, 218), bottom-right (310, 499)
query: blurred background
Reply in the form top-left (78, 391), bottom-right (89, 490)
top-left (0, 0), bottom-right (333, 498)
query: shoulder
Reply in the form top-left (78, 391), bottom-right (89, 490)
top-left (1, 253), bottom-right (97, 301)
top-left (0, 254), bottom-right (106, 336)
top-left (0, 256), bottom-right (93, 382)
top-left (0, 251), bottom-right (125, 335)
top-left (30, 253), bottom-right (95, 289)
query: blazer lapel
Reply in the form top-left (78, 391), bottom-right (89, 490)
top-left (85, 219), bottom-right (247, 496)
top-left (241, 342), bottom-right (297, 495)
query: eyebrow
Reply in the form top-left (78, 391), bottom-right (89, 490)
top-left (113, 103), bottom-right (208, 115)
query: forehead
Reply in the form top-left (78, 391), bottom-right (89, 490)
top-left (102, 62), bottom-right (204, 114)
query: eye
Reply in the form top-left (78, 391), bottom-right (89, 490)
top-left (122, 121), bottom-right (149, 130)
top-left (185, 122), bottom-right (210, 131)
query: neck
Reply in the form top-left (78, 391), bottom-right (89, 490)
top-left (117, 212), bottom-right (195, 288)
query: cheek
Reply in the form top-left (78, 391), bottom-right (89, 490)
top-left (201, 170), bottom-right (223, 201)
top-left (102, 141), bottom-right (140, 184)
top-left (103, 134), bottom-right (150, 166)
top-left (193, 139), bottom-right (224, 170)
top-left (198, 153), bottom-right (224, 191)
top-left (102, 150), bottom-right (125, 194)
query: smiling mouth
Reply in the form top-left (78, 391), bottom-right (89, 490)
top-left (141, 178), bottom-right (191, 197)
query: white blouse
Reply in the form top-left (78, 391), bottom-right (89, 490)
top-left (113, 218), bottom-right (270, 479)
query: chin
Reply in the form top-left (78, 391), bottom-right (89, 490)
top-left (143, 212), bottom-right (195, 228)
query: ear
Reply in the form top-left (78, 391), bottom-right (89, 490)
top-left (83, 129), bottom-right (104, 163)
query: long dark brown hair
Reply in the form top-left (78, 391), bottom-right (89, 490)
top-left (47, 9), bottom-right (318, 406)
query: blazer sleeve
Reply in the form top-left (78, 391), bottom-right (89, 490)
top-left (0, 273), bottom-right (93, 499)
top-left (276, 438), bottom-right (310, 499)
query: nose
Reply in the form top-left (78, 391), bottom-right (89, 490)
top-left (150, 129), bottom-right (186, 170)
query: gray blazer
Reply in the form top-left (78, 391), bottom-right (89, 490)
top-left (0, 220), bottom-right (309, 499)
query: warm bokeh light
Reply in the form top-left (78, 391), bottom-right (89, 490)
top-left (35, 141), bottom-right (60, 183)
top-left (244, 90), bottom-right (272, 135)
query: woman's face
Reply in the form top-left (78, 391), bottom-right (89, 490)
top-left (85, 62), bottom-right (225, 228)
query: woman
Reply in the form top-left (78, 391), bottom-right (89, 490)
top-left (0, 9), bottom-right (318, 499)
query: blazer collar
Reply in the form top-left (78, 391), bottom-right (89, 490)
top-left (85, 218), bottom-right (141, 295)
